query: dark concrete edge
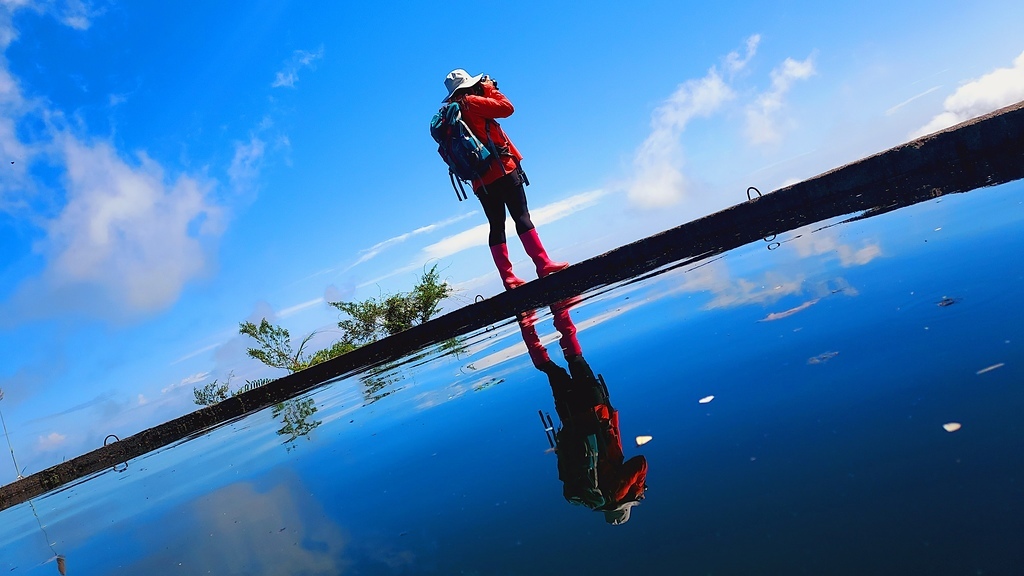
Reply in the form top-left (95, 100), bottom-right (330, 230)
top-left (2, 99), bottom-right (1023, 512)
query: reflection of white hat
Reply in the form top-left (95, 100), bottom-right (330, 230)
top-left (443, 68), bottom-right (483, 101)
top-left (603, 501), bottom-right (640, 525)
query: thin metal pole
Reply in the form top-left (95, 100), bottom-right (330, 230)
top-left (0, 391), bottom-right (22, 480)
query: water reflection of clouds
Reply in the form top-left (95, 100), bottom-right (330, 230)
top-left (116, 473), bottom-right (348, 575)
top-left (659, 224), bottom-right (878, 311)
top-left (791, 227), bottom-right (882, 267)
top-left (343, 224), bottom-right (883, 414)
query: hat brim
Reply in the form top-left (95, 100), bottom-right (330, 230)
top-left (443, 73), bottom-right (483, 102)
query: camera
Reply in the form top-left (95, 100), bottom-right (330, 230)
top-left (483, 75), bottom-right (499, 90)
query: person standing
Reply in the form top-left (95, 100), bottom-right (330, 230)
top-left (441, 69), bottom-right (568, 290)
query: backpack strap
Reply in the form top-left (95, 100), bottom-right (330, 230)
top-left (484, 119), bottom-right (530, 186)
top-left (483, 119), bottom-right (509, 178)
top-left (449, 170), bottom-right (468, 201)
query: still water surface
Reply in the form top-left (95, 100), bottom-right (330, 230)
top-left (2, 180), bottom-right (1023, 575)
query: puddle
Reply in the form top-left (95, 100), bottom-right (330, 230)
top-left (2, 179), bottom-right (1023, 574)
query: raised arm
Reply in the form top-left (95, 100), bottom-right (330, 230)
top-left (461, 82), bottom-right (514, 119)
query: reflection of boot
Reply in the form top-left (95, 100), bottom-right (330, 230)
top-left (490, 244), bottom-right (526, 290)
top-left (520, 229), bottom-right (568, 278)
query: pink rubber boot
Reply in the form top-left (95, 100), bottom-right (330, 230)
top-left (519, 229), bottom-right (569, 278)
top-left (490, 243), bottom-right (526, 290)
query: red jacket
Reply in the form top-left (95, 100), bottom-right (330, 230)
top-left (455, 83), bottom-right (524, 189)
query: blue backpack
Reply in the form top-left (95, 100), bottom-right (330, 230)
top-left (430, 101), bottom-right (495, 201)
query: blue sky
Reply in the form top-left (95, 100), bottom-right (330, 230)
top-left (1, 0), bottom-right (1023, 477)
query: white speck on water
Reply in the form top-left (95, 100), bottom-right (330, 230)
top-left (976, 363), bottom-right (1005, 375)
top-left (699, 395), bottom-right (714, 404)
top-left (943, 422), bottom-right (962, 432)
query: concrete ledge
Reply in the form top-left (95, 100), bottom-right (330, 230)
top-left (2, 100), bottom-right (1023, 512)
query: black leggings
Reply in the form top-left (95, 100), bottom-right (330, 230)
top-left (477, 171), bottom-right (535, 246)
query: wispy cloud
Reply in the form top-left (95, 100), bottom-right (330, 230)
top-left (60, 0), bottom-right (96, 30)
top-left (228, 133), bottom-right (266, 191)
top-left (35, 431), bottom-right (67, 452)
top-left (792, 229), bottom-right (882, 267)
top-left (278, 297), bottom-right (324, 318)
top-left (0, 6), bottom-right (229, 323)
top-left (745, 54), bottom-right (816, 146)
top-left (626, 36), bottom-right (763, 209)
top-left (345, 212), bottom-right (477, 271)
top-left (725, 34), bottom-right (760, 74)
top-left (162, 371), bottom-right (211, 394)
top-left (271, 46), bottom-right (324, 88)
top-left (421, 189), bottom-right (607, 261)
top-left (885, 85), bottom-right (942, 116)
top-left (21, 137), bottom-right (225, 317)
top-left (912, 50), bottom-right (1024, 138)
top-left (627, 65), bottom-right (735, 209)
top-left (356, 189), bottom-right (607, 289)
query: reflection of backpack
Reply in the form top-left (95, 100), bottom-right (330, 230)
top-left (557, 428), bottom-right (607, 509)
top-left (430, 101), bottom-right (495, 201)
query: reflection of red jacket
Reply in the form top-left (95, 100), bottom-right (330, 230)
top-left (455, 83), bottom-right (523, 189)
top-left (596, 406), bottom-right (648, 505)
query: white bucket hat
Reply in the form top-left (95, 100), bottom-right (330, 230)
top-left (603, 500), bottom-right (639, 525)
top-left (443, 68), bottom-right (483, 102)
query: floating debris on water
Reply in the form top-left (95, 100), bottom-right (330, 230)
top-left (937, 296), bottom-right (959, 307)
top-left (698, 395), bottom-right (714, 404)
top-left (976, 363), bottom-right (1005, 375)
top-left (760, 299), bottom-right (819, 322)
top-left (942, 422), bottom-right (962, 433)
top-left (635, 435), bottom-right (653, 446)
top-left (808, 351), bottom-right (839, 364)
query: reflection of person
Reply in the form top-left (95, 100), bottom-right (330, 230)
top-left (441, 69), bottom-right (568, 290)
top-left (520, 302), bottom-right (648, 525)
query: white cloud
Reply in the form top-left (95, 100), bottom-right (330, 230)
top-left (0, 6), bottom-right (230, 322)
top-left (228, 133), bottom-right (266, 191)
top-left (278, 297), bottom-right (324, 318)
top-left (346, 212), bottom-right (477, 271)
top-left (530, 188), bottom-right (608, 225)
top-left (32, 136), bottom-right (224, 315)
top-left (171, 341), bottom-right (224, 365)
top-left (60, 0), bottom-right (95, 30)
top-left (627, 68), bottom-right (734, 209)
top-left (421, 189), bottom-right (606, 261)
top-left (271, 46), bottom-right (324, 88)
top-left (792, 228), bottom-right (882, 267)
top-left (626, 35), bottom-right (763, 209)
top-left (725, 34), bottom-right (760, 74)
top-left (885, 86), bottom-right (942, 116)
top-left (355, 189), bottom-right (606, 289)
top-left (745, 54), bottom-right (816, 146)
top-left (0, 38), bottom-right (32, 205)
top-left (912, 50), bottom-right (1024, 138)
top-left (35, 431), bottom-right (67, 451)
top-left (162, 371), bottom-right (211, 394)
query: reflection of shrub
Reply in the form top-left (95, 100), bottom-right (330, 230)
top-left (360, 365), bottom-right (405, 405)
top-left (272, 398), bottom-right (321, 450)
